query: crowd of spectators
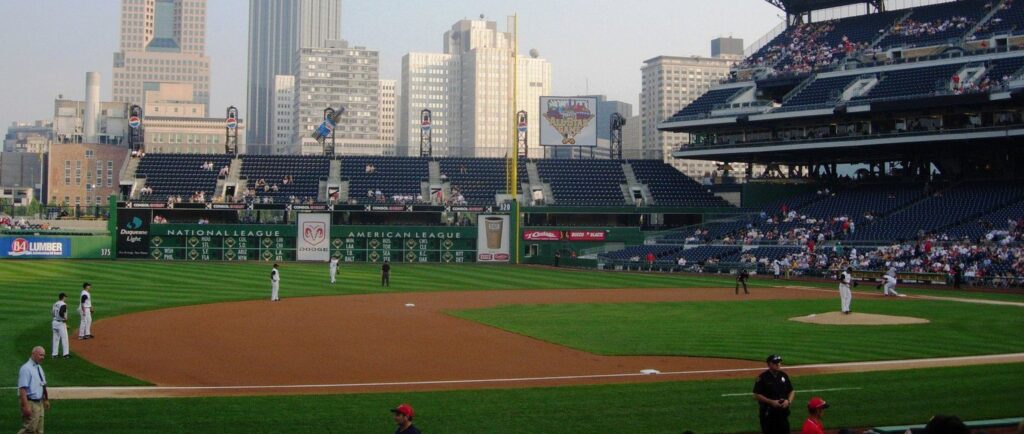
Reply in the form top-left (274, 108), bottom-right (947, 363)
top-left (971, 0), bottom-right (1015, 36)
top-left (739, 21), bottom-right (871, 75)
top-left (890, 15), bottom-right (976, 41)
top-left (742, 219), bottom-right (1024, 287)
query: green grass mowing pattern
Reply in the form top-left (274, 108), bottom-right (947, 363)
top-left (0, 363), bottom-right (1021, 433)
top-left (1, 260), bottom-right (1021, 386)
top-left (0, 260), bottom-right (765, 386)
top-left (452, 298), bottom-right (1024, 364)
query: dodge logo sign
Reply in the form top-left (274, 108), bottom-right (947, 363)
top-left (302, 222), bottom-right (326, 246)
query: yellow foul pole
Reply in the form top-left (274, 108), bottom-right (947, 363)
top-left (510, 14), bottom-right (521, 264)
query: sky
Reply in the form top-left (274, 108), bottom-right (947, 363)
top-left (0, 0), bottom-right (782, 132)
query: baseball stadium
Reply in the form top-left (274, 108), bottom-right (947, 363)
top-left (4, 0), bottom-right (1024, 432)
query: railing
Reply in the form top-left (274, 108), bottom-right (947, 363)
top-left (744, 21), bottom-right (788, 59)
top-left (678, 123), bottom-right (1024, 153)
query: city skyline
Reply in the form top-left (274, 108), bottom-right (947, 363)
top-left (0, 0), bottom-right (781, 134)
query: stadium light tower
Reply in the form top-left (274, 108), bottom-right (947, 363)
top-left (313, 107), bottom-right (344, 157)
top-left (420, 109), bottom-right (432, 157)
top-left (610, 113), bottom-right (626, 160)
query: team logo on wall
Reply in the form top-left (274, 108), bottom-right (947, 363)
top-left (302, 222), bottom-right (326, 246)
top-left (296, 213), bottom-right (331, 261)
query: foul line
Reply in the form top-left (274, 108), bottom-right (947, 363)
top-left (22, 352), bottom-right (1024, 394)
top-left (721, 386), bottom-right (862, 397)
top-left (778, 285), bottom-right (1024, 307)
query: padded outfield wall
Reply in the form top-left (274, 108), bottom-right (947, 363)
top-left (0, 235), bottom-right (112, 259)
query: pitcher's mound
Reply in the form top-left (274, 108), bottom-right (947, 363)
top-left (790, 311), bottom-right (929, 325)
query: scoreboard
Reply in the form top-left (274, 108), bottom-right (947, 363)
top-left (144, 225), bottom-right (476, 262)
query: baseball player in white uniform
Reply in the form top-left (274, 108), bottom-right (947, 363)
top-left (329, 256), bottom-right (339, 284)
top-left (51, 293), bottom-right (70, 358)
top-left (270, 263), bottom-right (281, 301)
top-left (839, 267), bottom-right (853, 314)
top-left (882, 274), bottom-right (901, 297)
top-left (78, 282), bottom-right (93, 339)
top-left (772, 260), bottom-right (781, 280)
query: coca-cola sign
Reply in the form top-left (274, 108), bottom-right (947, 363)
top-left (565, 230), bottom-right (606, 241)
top-left (523, 230), bottom-right (562, 241)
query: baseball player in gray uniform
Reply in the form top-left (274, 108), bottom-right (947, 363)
top-left (51, 293), bottom-right (70, 358)
top-left (838, 267), bottom-right (853, 314)
top-left (271, 263), bottom-right (281, 301)
top-left (78, 282), bottom-right (94, 339)
top-left (881, 274), bottom-right (901, 297)
top-left (329, 256), bottom-right (339, 284)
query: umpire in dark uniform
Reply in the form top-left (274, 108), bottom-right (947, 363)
top-left (736, 269), bottom-right (750, 295)
top-left (381, 260), bottom-right (391, 287)
top-left (753, 354), bottom-right (795, 434)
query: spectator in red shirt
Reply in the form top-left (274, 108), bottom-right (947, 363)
top-left (645, 252), bottom-right (656, 271)
top-left (800, 396), bottom-right (829, 434)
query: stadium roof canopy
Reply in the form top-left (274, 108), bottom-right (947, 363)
top-left (764, 0), bottom-right (885, 15)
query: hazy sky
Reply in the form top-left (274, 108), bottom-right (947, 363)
top-left (0, 0), bottom-right (782, 131)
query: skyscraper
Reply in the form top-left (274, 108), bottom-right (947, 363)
top-left (379, 79), bottom-right (397, 148)
top-left (112, 0), bottom-right (211, 112)
top-left (246, 0), bottom-right (343, 153)
top-left (294, 40), bottom-right (380, 156)
top-left (398, 19), bottom-right (551, 158)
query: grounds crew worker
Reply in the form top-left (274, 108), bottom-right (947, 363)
top-left (51, 293), bottom-right (70, 358)
top-left (753, 354), bottom-right (795, 434)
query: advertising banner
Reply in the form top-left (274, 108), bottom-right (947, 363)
top-left (0, 237), bottom-right (71, 258)
top-left (565, 230), bottom-right (606, 241)
top-left (116, 209), bottom-right (151, 258)
top-left (523, 230), bottom-right (562, 241)
top-left (476, 215), bottom-right (510, 262)
top-left (296, 213), bottom-right (331, 261)
top-left (539, 97), bottom-right (598, 147)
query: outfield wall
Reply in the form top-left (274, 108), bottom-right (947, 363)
top-left (0, 235), bottom-right (112, 259)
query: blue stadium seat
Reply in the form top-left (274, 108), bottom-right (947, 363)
top-left (136, 154), bottom-right (233, 201)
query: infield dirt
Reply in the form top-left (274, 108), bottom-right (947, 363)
top-left (65, 286), bottom-right (1024, 398)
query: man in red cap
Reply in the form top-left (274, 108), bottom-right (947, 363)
top-left (801, 397), bottom-right (830, 434)
top-left (391, 403), bottom-right (421, 434)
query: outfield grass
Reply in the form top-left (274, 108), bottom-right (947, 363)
top-left (452, 298), bottom-right (1024, 364)
top-left (0, 363), bottom-right (1021, 433)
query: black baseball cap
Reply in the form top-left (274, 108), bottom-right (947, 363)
top-left (766, 354), bottom-right (783, 363)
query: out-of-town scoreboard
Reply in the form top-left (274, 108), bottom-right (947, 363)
top-left (143, 225), bottom-right (477, 263)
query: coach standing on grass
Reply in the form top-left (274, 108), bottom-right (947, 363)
top-left (753, 354), bottom-right (795, 434)
top-left (17, 346), bottom-right (49, 434)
